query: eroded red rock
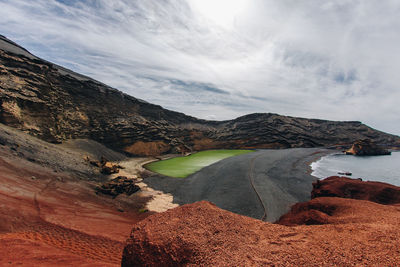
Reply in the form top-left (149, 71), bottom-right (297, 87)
top-left (0, 154), bottom-right (152, 266)
top-left (122, 199), bottom-right (400, 266)
top-left (278, 176), bottom-right (400, 226)
top-left (312, 176), bottom-right (400, 204)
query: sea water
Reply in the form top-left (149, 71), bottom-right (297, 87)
top-left (311, 151), bottom-right (400, 186)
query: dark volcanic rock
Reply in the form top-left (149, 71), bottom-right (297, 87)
top-left (95, 176), bottom-right (140, 198)
top-left (345, 139), bottom-right (391, 156)
top-left (1, 35), bottom-right (399, 154)
top-left (84, 156), bottom-right (121, 174)
top-left (101, 162), bottom-right (120, 175)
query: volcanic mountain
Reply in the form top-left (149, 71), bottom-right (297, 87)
top-left (1, 35), bottom-right (399, 155)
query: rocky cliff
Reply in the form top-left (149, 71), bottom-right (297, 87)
top-left (1, 35), bottom-right (399, 155)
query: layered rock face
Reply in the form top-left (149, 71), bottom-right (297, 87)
top-left (0, 36), bottom-right (203, 155)
top-left (1, 35), bottom-right (399, 155)
top-left (345, 139), bottom-right (391, 156)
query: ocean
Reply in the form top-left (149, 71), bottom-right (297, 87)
top-left (311, 151), bottom-right (400, 186)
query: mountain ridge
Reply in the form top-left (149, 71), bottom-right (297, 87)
top-left (1, 35), bottom-right (399, 155)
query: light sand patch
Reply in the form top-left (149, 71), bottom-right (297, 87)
top-left (111, 157), bottom-right (157, 178)
top-left (136, 181), bottom-right (179, 212)
top-left (111, 157), bottom-right (179, 213)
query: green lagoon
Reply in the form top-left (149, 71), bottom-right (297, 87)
top-left (145, 149), bottom-right (253, 178)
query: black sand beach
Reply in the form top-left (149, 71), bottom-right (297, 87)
top-left (144, 148), bottom-right (332, 222)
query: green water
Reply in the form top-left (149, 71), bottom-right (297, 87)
top-left (145, 149), bottom-right (254, 178)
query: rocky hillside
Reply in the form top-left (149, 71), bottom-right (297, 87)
top-left (1, 35), bottom-right (399, 155)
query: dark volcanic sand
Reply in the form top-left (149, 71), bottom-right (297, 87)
top-left (145, 148), bottom-right (331, 222)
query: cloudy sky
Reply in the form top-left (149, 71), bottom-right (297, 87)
top-left (1, 0), bottom-right (399, 135)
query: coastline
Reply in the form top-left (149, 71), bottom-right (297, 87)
top-left (310, 151), bottom-right (400, 186)
top-left (306, 150), bottom-right (335, 175)
top-left (144, 147), bottom-right (333, 222)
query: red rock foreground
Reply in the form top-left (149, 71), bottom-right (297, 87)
top-left (312, 176), bottom-right (400, 204)
top-left (0, 155), bottom-right (152, 266)
top-left (122, 177), bottom-right (400, 266)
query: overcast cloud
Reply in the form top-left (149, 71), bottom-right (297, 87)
top-left (0, 0), bottom-right (399, 134)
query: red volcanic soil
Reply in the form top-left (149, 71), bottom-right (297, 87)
top-left (0, 154), bottom-right (152, 266)
top-left (122, 178), bottom-right (400, 266)
top-left (312, 176), bottom-right (400, 204)
top-left (278, 176), bottom-right (400, 226)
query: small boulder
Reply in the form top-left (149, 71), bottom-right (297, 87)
top-left (101, 161), bottom-right (120, 175)
top-left (85, 155), bottom-right (122, 174)
top-left (95, 176), bottom-right (140, 198)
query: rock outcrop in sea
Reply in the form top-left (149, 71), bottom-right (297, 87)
top-left (345, 139), bottom-right (391, 156)
top-left (1, 35), bottom-right (399, 156)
